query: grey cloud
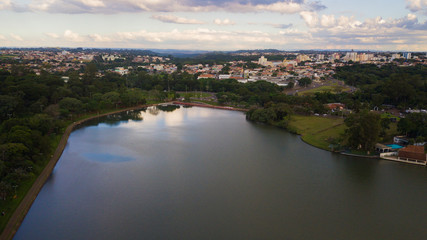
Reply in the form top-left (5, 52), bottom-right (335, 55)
top-left (268, 23), bottom-right (293, 28)
top-left (307, 1), bottom-right (326, 11)
top-left (406, 0), bottom-right (427, 15)
top-left (16, 0), bottom-right (327, 14)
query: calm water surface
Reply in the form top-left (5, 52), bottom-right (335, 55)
top-left (15, 106), bottom-right (427, 240)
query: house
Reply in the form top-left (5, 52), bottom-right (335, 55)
top-left (393, 136), bottom-right (409, 145)
top-left (197, 74), bottom-right (215, 80)
top-left (398, 145), bottom-right (426, 163)
top-left (326, 103), bottom-right (345, 110)
top-left (375, 143), bottom-right (392, 153)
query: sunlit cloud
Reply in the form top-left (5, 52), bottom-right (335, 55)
top-left (151, 14), bottom-right (205, 24)
top-left (406, 0), bottom-right (427, 14)
top-left (0, 0), bottom-right (11, 10)
top-left (89, 33), bottom-right (112, 42)
top-left (45, 32), bottom-right (60, 38)
top-left (296, 12), bottom-right (427, 50)
top-left (64, 30), bottom-right (85, 42)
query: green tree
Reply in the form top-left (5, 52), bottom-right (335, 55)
top-left (102, 91), bottom-right (121, 108)
top-left (344, 110), bottom-right (381, 151)
top-left (380, 117), bottom-right (391, 137)
top-left (298, 77), bottom-right (312, 87)
top-left (59, 97), bottom-right (83, 117)
top-left (398, 113), bottom-right (427, 138)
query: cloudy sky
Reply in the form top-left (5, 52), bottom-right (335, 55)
top-left (0, 0), bottom-right (426, 51)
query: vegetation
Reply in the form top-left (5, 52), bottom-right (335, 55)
top-left (298, 84), bottom-right (350, 96)
top-left (335, 64), bottom-right (427, 109)
top-left (397, 113), bottom-right (427, 140)
top-left (287, 115), bottom-right (345, 150)
top-left (246, 103), bottom-right (292, 128)
top-left (298, 77), bottom-right (312, 87)
top-left (344, 110), bottom-right (381, 151)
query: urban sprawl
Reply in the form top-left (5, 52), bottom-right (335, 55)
top-left (1, 49), bottom-right (426, 88)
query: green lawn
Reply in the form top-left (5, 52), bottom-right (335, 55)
top-left (0, 55), bottom-right (15, 59)
top-left (179, 92), bottom-right (213, 98)
top-left (298, 85), bottom-right (351, 95)
top-left (288, 115), bottom-right (346, 150)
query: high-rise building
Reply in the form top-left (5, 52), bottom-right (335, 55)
top-left (403, 52), bottom-right (411, 60)
top-left (296, 54), bottom-right (311, 63)
top-left (258, 56), bottom-right (268, 66)
top-left (391, 53), bottom-right (400, 60)
top-left (344, 51), bottom-right (358, 62)
top-left (329, 53), bottom-right (341, 62)
top-left (358, 53), bottom-right (374, 62)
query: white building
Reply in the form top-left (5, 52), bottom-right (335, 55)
top-left (258, 56), bottom-right (268, 66)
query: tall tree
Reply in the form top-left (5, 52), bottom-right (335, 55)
top-left (344, 110), bottom-right (381, 151)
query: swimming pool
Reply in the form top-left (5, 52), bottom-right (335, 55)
top-left (387, 144), bottom-right (403, 149)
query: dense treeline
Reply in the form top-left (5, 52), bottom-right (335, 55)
top-left (246, 103), bottom-right (293, 128)
top-left (335, 64), bottom-right (427, 109)
top-left (173, 52), bottom-right (294, 65)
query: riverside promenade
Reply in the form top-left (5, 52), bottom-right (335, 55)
top-left (0, 104), bottom-right (156, 240)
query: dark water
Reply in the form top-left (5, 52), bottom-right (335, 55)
top-left (14, 107), bottom-right (427, 240)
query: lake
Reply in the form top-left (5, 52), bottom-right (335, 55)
top-left (14, 106), bottom-right (427, 239)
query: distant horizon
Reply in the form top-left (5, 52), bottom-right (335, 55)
top-left (1, 1), bottom-right (427, 51)
top-left (2, 46), bottom-right (426, 53)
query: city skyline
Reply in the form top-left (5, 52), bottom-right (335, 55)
top-left (0, 0), bottom-right (427, 51)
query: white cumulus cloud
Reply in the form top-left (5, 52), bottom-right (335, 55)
top-left (406, 0), bottom-right (427, 14)
top-left (151, 14), bottom-right (205, 24)
top-left (81, 0), bottom-right (105, 7)
top-left (320, 14), bottom-right (335, 27)
top-left (64, 30), bottom-right (85, 42)
top-left (89, 33), bottom-right (112, 42)
top-left (213, 18), bottom-right (235, 25)
top-left (300, 11), bottom-right (318, 27)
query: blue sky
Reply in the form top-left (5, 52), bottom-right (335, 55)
top-left (0, 0), bottom-right (426, 51)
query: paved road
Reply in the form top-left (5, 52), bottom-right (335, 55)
top-left (0, 104), bottom-right (155, 240)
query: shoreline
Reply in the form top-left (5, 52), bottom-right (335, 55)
top-left (2, 102), bottom-right (410, 239)
top-left (172, 101), bottom-right (248, 112)
top-left (0, 103), bottom-right (158, 240)
top-left (1, 101), bottom-right (245, 240)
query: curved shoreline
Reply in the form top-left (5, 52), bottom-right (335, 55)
top-left (0, 104), bottom-right (157, 240)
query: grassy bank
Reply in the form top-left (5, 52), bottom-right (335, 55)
top-left (288, 115), bottom-right (346, 150)
top-left (298, 85), bottom-right (351, 96)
